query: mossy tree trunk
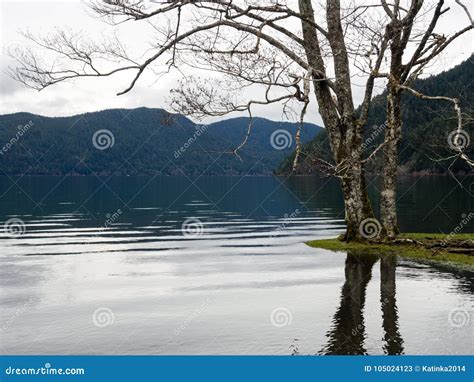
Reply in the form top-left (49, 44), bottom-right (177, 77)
top-left (381, 80), bottom-right (402, 239)
top-left (380, 17), bottom-right (406, 240)
top-left (299, 0), bottom-right (375, 241)
top-left (340, 138), bottom-right (375, 241)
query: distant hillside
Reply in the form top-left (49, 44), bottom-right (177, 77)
top-left (278, 55), bottom-right (474, 175)
top-left (0, 108), bottom-right (321, 176)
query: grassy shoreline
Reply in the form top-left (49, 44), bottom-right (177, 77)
top-left (306, 233), bottom-right (474, 267)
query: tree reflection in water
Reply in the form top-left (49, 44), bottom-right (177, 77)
top-left (319, 252), bottom-right (404, 355)
top-left (380, 255), bottom-right (404, 355)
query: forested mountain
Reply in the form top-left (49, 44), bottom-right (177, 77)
top-left (0, 108), bottom-right (321, 176)
top-left (278, 55), bottom-right (474, 175)
top-left (1, 57), bottom-right (471, 177)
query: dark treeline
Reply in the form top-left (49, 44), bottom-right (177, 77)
top-left (0, 109), bottom-right (320, 176)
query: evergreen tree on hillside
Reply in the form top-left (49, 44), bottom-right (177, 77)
top-left (279, 56), bottom-right (473, 175)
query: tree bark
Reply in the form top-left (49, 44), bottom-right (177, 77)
top-left (298, 0), bottom-right (374, 241)
top-left (380, 18), bottom-right (404, 240)
top-left (381, 80), bottom-right (401, 239)
top-left (341, 163), bottom-right (375, 241)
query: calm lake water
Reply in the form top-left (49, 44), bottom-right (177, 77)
top-left (0, 175), bottom-right (472, 355)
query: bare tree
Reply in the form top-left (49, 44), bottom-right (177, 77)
top-left (377, 0), bottom-right (473, 238)
top-left (7, 0), bottom-right (473, 241)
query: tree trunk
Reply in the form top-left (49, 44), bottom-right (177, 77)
top-left (340, 128), bottom-right (375, 241)
top-left (381, 84), bottom-right (401, 239)
top-left (298, 0), bottom-right (375, 241)
top-left (341, 175), bottom-right (374, 241)
top-left (381, 16), bottom-right (404, 240)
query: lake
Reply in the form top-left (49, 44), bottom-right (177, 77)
top-left (0, 175), bottom-right (472, 355)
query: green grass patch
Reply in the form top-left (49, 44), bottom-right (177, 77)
top-left (306, 233), bottom-right (474, 267)
top-left (398, 232), bottom-right (474, 241)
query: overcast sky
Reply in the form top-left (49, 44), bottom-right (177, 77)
top-left (0, 0), bottom-right (473, 125)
